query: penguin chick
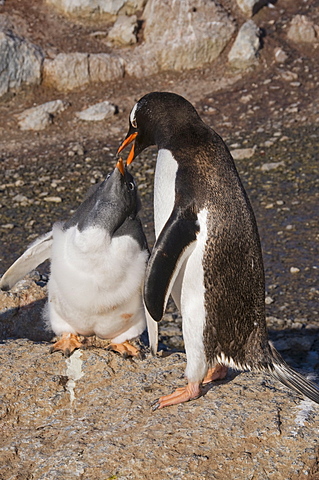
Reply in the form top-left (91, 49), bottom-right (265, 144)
top-left (0, 160), bottom-right (149, 358)
top-left (118, 91), bottom-right (319, 408)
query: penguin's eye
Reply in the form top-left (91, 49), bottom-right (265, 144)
top-left (128, 182), bottom-right (135, 191)
top-left (130, 103), bottom-right (138, 129)
top-left (131, 117), bottom-right (137, 128)
top-left (106, 173), bottom-right (111, 179)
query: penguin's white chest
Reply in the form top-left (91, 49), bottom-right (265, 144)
top-left (48, 224), bottom-right (148, 339)
top-left (154, 148), bottom-right (178, 238)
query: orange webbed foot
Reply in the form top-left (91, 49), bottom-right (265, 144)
top-left (107, 340), bottom-right (141, 358)
top-left (50, 333), bottom-right (83, 357)
top-left (202, 364), bottom-right (228, 385)
top-left (152, 382), bottom-right (201, 410)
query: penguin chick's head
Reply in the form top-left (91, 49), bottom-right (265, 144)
top-left (117, 91), bottom-right (202, 163)
top-left (96, 161), bottom-right (140, 223)
top-left (64, 161), bottom-right (140, 233)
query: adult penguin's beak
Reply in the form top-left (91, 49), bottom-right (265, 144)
top-left (117, 132), bottom-right (138, 165)
top-left (116, 157), bottom-right (125, 176)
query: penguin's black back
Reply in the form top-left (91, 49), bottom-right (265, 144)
top-left (174, 136), bottom-right (271, 369)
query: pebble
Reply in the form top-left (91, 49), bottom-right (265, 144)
top-left (260, 161), bottom-right (285, 172)
top-left (274, 47), bottom-right (288, 63)
top-left (263, 140), bottom-right (275, 147)
top-left (1, 223), bottom-right (15, 229)
top-left (265, 296), bottom-right (274, 305)
top-left (230, 146), bottom-right (256, 160)
top-left (12, 194), bottom-right (29, 203)
top-left (290, 267), bottom-right (300, 274)
top-left (43, 196), bottom-right (62, 203)
top-left (75, 101), bottom-right (117, 122)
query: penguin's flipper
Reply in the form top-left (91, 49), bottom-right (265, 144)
top-left (0, 231), bottom-right (53, 291)
top-left (144, 204), bottom-right (199, 323)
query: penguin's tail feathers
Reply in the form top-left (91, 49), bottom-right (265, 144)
top-left (268, 344), bottom-right (319, 405)
top-left (0, 231), bottom-right (53, 291)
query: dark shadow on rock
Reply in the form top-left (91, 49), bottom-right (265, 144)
top-left (0, 298), bottom-right (53, 342)
top-left (253, 0), bottom-right (277, 16)
top-left (268, 327), bottom-right (319, 374)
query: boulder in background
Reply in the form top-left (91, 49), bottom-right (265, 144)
top-left (0, 28), bottom-right (44, 98)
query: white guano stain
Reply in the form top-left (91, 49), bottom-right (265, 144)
top-left (294, 399), bottom-right (314, 427)
top-left (65, 349), bottom-right (84, 404)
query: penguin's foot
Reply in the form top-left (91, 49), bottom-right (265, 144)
top-left (202, 364), bottom-right (228, 385)
top-left (152, 382), bottom-right (201, 410)
top-left (107, 340), bottom-right (141, 358)
top-left (50, 333), bottom-right (83, 357)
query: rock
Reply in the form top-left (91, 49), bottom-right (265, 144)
top-left (107, 14), bottom-right (138, 45)
top-left (1, 265), bottom-right (319, 478)
top-left (43, 53), bottom-right (89, 91)
top-left (1, 223), bottom-right (14, 230)
top-left (45, 0), bottom-right (146, 20)
top-left (0, 275), bottom-right (49, 341)
top-left (75, 101), bottom-right (117, 121)
top-left (43, 196), bottom-right (62, 203)
top-left (0, 335), bottom-right (319, 479)
top-left (274, 47), bottom-right (288, 63)
top-left (260, 161), bottom-right (285, 172)
top-left (43, 53), bottom-right (124, 91)
top-left (265, 295), bottom-right (274, 305)
top-left (89, 53), bottom-right (125, 83)
top-left (231, 146), bottom-right (256, 159)
top-left (273, 335), bottom-right (315, 353)
top-left (138, 0), bottom-right (235, 72)
top-left (290, 267), bottom-right (300, 274)
top-left (12, 194), bottom-right (30, 204)
top-left (0, 28), bottom-right (44, 98)
top-left (121, 47), bottom-right (159, 77)
top-left (16, 100), bottom-right (69, 131)
top-left (236, 0), bottom-right (268, 17)
top-left (287, 15), bottom-right (319, 44)
top-left (228, 20), bottom-right (260, 70)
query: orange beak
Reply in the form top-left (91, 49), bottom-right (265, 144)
top-left (116, 157), bottom-right (125, 176)
top-left (117, 132), bottom-right (138, 165)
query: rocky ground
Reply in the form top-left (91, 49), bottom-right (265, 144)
top-left (1, 0), bottom-right (319, 479)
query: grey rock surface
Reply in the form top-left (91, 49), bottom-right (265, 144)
top-left (107, 14), bottom-right (138, 45)
top-left (44, 0), bottom-right (145, 20)
top-left (1, 270), bottom-right (319, 479)
top-left (236, 0), bottom-right (268, 17)
top-left (287, 15), bottom-right (319, 44)
top-left (75, 100), bottom-right (117, 121)
top-left (0, 28), bottom-right (44, 98)
top-left (43, 53), bottom-right (125, 91)
top-left (16, 100), bottom-right (70, 131)
top-left (43, 53), bottom-right (90, 91)
top-left (0, 334), bottom-right (319, 479)
top-left (140, 0), bottom-right (235, 72)
top-left (89, 53), bottom-right (125, 84)
top-left (228, 20), bottom-right (260, 69)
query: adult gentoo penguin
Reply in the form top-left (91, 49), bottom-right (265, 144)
top-left (0, 159), bottom-right (149, 357)
top-left (117, 91), bottom-right (319, 409)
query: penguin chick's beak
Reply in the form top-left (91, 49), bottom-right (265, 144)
top-left (116, 157), bottom-right (125, 176)
top-left (117, 132), bottom-right (138, 165)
